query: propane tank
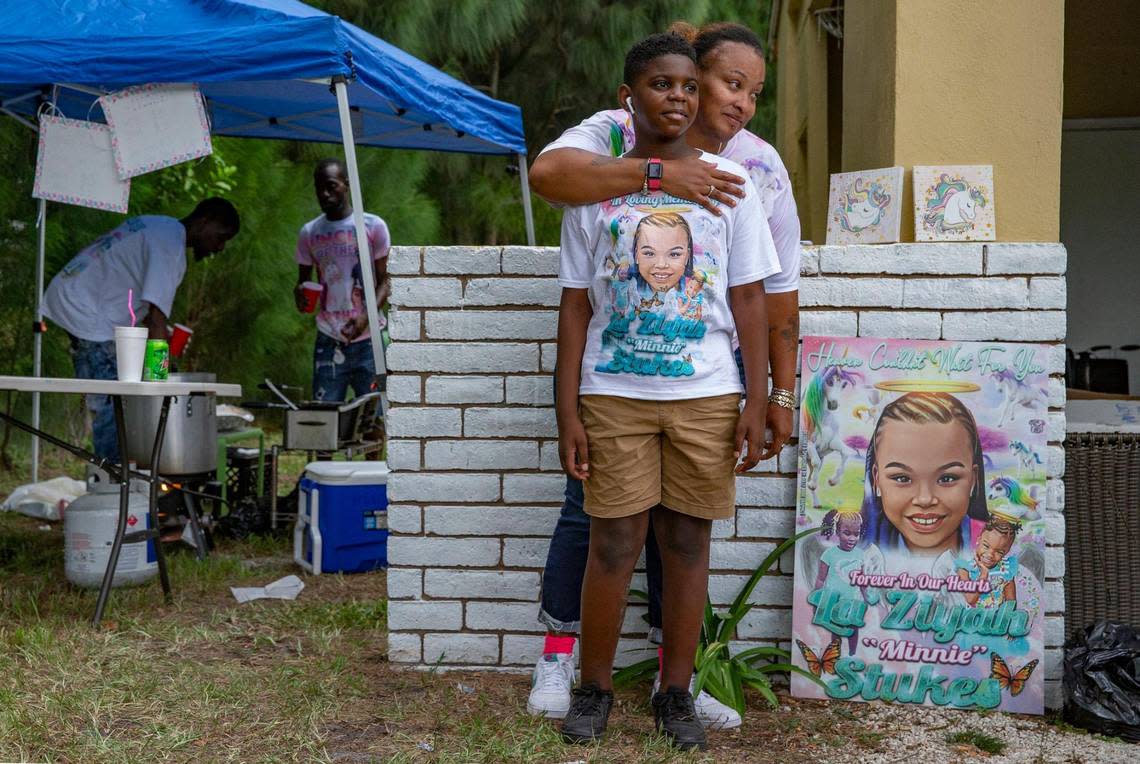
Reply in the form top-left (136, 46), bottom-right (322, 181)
top-left (64, 482), bottom-right (157, 588)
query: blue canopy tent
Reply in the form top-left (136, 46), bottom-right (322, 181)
top-left (0, 0), bottom-right (533, 478)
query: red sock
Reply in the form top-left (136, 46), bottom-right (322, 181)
top-left (657, 646), bottom-right (665, 674)
top-left (543, 635), bottom-right (576, 655)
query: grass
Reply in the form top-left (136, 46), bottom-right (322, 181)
top-left (945, 729), bottom-right (1007, 755)
top-left (0, 440), bottom-right (1128, 762)
top-left (0, 505), bottom-right (905, 764)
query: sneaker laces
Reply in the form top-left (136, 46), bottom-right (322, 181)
top-left (568, 686), bottom-right (608, 717)
top-left (660, 689), bottom-right (697, 722)
top-left (534, 657), bottom-right (570, 692)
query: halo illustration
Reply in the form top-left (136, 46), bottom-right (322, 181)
top-left (873, 379), bottom-right (982, 393)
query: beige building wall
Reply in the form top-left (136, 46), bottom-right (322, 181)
top-left (780, 0), bottom-right (1065, 242)
top-left (774, 0), bottom-right (832, 243)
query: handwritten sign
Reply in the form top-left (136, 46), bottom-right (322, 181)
top-left (33, 115), bottom-right (130, 213)
top-left (791, 336), bottom-right (1049, 714)
top-left (100, 83), bottom-right (212, 179)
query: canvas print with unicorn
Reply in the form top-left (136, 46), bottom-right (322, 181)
top-left (791, 335), bottom-right (1049, 715)
top-left (825, 166), bottom-right (905, 245)
top-left (913, 165), bottom-right (996, 242)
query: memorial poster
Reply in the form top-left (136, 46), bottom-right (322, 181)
top-left (791, 336), bottom-right (1049, 714)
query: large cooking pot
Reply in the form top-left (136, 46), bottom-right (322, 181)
top-left (123, 372), bottom-right (218, 475)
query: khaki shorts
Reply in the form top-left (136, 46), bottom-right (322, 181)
top-left (579, 394), bottom-right (740, 520)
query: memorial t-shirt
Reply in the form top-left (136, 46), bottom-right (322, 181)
top-left (558, 151), bottom-right (780, 400)
top-left (295, 212), bottom-right (390, 343)
top-left (542, 108), bottom-right (801, 293)
top-left (43, 216), bottom-right (186, 342)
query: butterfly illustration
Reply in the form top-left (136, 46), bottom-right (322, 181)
top-left (990, 653), bottom-right (1039, 696)
top-left (796, 636), bottom-right (841, 677)
top-left (636, 292), bottom-right (663, 315)
top-left (682, 354), bottom-right (693, 364)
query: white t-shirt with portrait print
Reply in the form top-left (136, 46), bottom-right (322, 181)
top-left (541, 108), bottom-right (801, 293)
top-left (558, 151), bottom-right (780, 401)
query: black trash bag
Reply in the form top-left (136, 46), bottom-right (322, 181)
top-left (1064, 621), bottom-right (1140, 743)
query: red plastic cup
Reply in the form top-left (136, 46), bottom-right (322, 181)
top-left (301, 281), bottom-right (323, 313)
top-left (169, 324), bottom-right (193, 358)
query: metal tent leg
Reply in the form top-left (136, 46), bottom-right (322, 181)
top-left (518, 152), bottom-right (535, 246)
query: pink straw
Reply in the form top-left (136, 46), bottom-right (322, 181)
top-left (127, 288), bottom-right (136, 326)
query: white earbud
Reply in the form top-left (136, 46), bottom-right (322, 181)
top-left (625, 96), bottom-right (635, 115)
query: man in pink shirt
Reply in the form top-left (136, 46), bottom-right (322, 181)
top-left (294, 159), bottom-right (391, 401)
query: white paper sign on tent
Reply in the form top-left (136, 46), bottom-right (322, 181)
top-left (100, 83), bottom-right (213, 179)
top-left (33, 115), bottom-right (130, 213)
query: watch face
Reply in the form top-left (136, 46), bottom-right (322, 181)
top-left (647, 162), bottom-right (663, 180)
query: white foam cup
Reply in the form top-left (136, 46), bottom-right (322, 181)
top-left (114, 326), bottom-right (149, 382)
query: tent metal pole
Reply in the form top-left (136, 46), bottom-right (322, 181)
top-left (31, 197), bottom-right (45, 483)
top-left (517, 153), bottom-right (535, 246)
top-left (31, 85), bottom-right (56, 483)
top-left (332, 78), bottom-right (387, 395)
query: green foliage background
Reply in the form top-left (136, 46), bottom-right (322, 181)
top-left (0, 0), bottom-right (773, 462)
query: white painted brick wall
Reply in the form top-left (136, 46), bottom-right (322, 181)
top-left (389, 343), bottom-right (538, 373)
top-left (942, 311), bottom-right (1065, 341)
top-left (818, 243), bottom-right (983, 275)
top-left (424, 245), bottom-right (500, 274)
top-left (388, 601), bottom-right (462, 631)
top-left (464, 408), bottom-right (557, 438)
top-left (800, 310), bottom-right (858, 337)
top-left (505, 376), bottom-right (554, 406)
top-left (424, 506), bottom-right (559, 536)
top-left (388, 536), bottom-right (501, 567)
top-left (424, 633), bottom-right (500, 664)
top-left (425, 375), bottom-right (504, 404)
top-left (388, 246), bottom-right (423, 275)
top-left (391, 277), bottom-right (463, 307)
top-left (386, 407), bottom-right (461, 437)
top-left (858, 311), bottom-right (942, 339)
top-left (800, 277), bottom-right (904, 308)
top-left (386, 244), bottom-right (1067, 692)
top-left (423, 440), bottom-right (540, 470)
top-left (425, 310), bottom-right (557, 340)
top-left (501, 246), bottom-right (560, 275)
top-left (386, 375), bottom-right (421, 404)
top-left (902, 278), bottom-right (1027, 309)
top-left (388, 473), bottom-right (501, 503)
top-left (424, 570), bottom-right (540, 600)
top-left (465, 278), bottom-right (561, 307)
top-left (985, 243), bottom-right (1067, 275)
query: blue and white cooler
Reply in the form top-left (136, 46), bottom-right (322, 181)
top-left (293, 461), bottom-right (388, 575)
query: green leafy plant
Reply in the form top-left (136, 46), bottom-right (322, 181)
top-left (614, 526), bottom-right (823, 715)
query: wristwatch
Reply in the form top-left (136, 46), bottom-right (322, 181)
top-left (645, 158), bottom-right (663, 192)
top-left (768, 387), bottom-right (797, 410)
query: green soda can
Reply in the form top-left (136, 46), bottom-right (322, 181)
top-left (143, 339), bottom-right (170, 381)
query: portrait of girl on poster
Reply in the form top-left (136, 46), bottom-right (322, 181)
top-left (792, 336), bottom-right (1049, 715)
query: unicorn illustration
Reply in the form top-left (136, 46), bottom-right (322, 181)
top-left (838, 178), bottom-right (892, 233)
top-left (923, 173), bottom-right (987, 234)
top-left (1009, 440), bottom-right (1043, 477)
top-left (987, 476), bottom-right (1041, 520)
top-left (992, 369), bottom-right (1047, 427)
top-left (803, 366), bottom-right (864, 505)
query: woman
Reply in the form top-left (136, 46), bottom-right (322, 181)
top-left (526, 22), bottom-right (802, 730)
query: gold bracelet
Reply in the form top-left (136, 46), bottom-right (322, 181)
top-left (768, 387), bottom-right (797, 410)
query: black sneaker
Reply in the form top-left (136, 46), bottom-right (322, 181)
top-left (559, 683), bottom-right (614, 744)
top-left (652, 686), bottom-right (708, 751)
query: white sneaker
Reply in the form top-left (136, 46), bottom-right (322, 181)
top-left (527, 653), bottom-right (576, 719)
top-left (652, 672), bottom-right (743, 730)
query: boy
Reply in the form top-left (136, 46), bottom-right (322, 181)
top-left (555, 33), bottom-right (778, 750)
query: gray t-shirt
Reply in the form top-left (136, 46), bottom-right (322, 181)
top-left (43, 216), bottom-right (186, 341)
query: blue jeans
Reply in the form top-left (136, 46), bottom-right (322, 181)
top-left (538, 478), bottom-right (666, 643)
top-left (69, 335), bottom-right (119, 461)
top-left (312, 333), bottom-right (376, 402)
